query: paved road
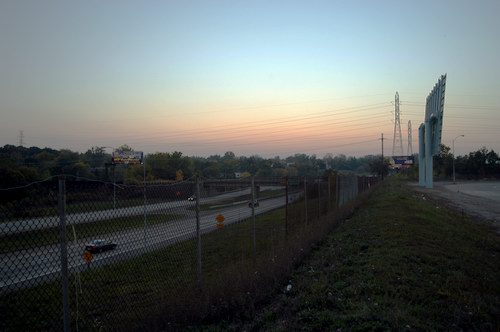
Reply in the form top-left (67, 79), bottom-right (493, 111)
top-left (441, 181), bottom-right (500, 203)
top-left (1, 202), bottom-right (185, 235)
top-left (0, 186), bottom-right (282, 235)
top-left (1, 189), bottom-right (301, 291)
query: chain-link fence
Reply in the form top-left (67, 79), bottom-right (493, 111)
top-left (0, 173), bottom-right (379, 331)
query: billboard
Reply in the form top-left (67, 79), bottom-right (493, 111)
top-left (392, 156), bottom-right (414, 165)
top-left (419, 74), bottom-right (447, 188)
top-left (425, 74), bottom-right (446, 156)
top-left (112, 150), bottom-right (143, 165)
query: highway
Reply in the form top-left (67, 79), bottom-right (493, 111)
top-left (0, 187), bottom-right (261, 235)
top-left (1, 187), bottom-right (302, 291)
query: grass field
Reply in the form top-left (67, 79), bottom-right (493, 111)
top-left (215, 178), bottom-right (500, 331)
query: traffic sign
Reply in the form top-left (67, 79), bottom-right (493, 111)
top-left (216, 214), bottom-right (225, 229)
top-left (83, 250), bottom-right (93, 263)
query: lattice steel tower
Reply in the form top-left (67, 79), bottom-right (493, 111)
top-left (392, 92), bottom-right (404, 156)
top-left (407, 120), bottom-right (413, 155)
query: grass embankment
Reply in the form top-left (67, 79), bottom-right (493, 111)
top-left (5, 178), bottom-right (497, 331)
top-left (224, 178), bottom-right (500, 331)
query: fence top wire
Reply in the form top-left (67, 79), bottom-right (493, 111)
top-left (0, 175), bottom-right (123, 191)
top-left (0, 175), bottom-right (193, 192)
top-left (0, 174), bottom-right (375, 192)
top-left (0, 175), bottom-right (59, 191)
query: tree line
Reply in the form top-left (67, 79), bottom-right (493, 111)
top-left (1, 143), bottom-right (497, 188)
top-left (432, 144), bottom-right (500, 180)
top-left (0, 144), bottom-right (387, 187)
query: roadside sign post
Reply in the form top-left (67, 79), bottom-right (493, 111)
top-left (110, 149), bottom-right (146, 245)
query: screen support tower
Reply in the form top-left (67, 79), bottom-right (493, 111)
top-left (407, 120), bottom-right (413, 155)
top-left (392, 92), bottom-right (404, 156)
top-left (419, 74), bottom-right (447, 188)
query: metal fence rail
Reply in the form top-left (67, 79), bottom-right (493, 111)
top-left (0, 173), bottom-right (379, 331)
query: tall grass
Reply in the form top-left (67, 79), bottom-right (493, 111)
top-left (234, 178), bottom-right (500, 331)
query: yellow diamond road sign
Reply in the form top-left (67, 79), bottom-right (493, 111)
top-left (83, 250), bottom-right (93, 263)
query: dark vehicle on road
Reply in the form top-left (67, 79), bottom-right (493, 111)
top-left (85, 239), bottom-right (117, 253)
top-left (248, 199), bottom-right (259, 207)
top-left (188, 195), bottom-right (196, 201)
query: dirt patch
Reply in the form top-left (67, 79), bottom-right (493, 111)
top-left (409, 180), bottom-right (500, 232)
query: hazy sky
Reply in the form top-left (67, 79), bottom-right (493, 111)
top-left (1, 0), bottom-right (499, 158)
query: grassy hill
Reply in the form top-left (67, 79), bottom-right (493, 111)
top-left (194, 178), bottom-right (500, 331)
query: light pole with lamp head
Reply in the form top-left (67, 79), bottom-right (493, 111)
top-left (452, 135), bottom-right (464, 184)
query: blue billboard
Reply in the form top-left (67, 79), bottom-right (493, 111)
top-left (392, 156), bottom-right (414, 165)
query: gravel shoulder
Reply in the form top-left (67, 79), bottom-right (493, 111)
top-left (410, 180), bottom-right (500, 232)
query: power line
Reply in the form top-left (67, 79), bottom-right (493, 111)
top-left (126, 114), bottom-right (392, 147)
top-left (101, 102), bottom-right (393, 142)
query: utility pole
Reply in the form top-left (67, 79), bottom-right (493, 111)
top-left (382, 133), bottom-right (384, 159)
top-left (453, 135), bottom-right (464, 184)
top-left (18, 130), bottom-right (24, 147)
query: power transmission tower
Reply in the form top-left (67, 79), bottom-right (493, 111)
top-left (407, 120), bottom-right (413, 155)
top-left (392, 92), bottom-right (403, 156)
top-left (18, 130), bottom-right (25, 147)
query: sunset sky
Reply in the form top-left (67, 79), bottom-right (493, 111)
top-left (1, 0), bottom-right (499, 158)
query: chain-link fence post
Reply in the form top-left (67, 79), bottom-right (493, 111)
top-left (354, 176), bottom-right (358, 200)
top-left (196, 177), bottom-right (202, 288)
top-left (251, 176), bottom-right (256, 257)
top-left (328, 174), bottom-right (331, 212)
top-left (285, 176), bottom-right (288, 236)
top-left (113, 165), bottom-right (116, 209)
top-left (58, 175), bottom-right (71, 332)
top-left (317, 176), bottom-right (321, 219)
top-left (143, 158), bottom-right (147, 248)
top-left (336, 174), bottom-right (340, 208)
top-left (304, 177), bottom-right (308, 224)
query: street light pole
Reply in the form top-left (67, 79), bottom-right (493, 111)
top-left (452, 135), bottom-right (464, 184)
